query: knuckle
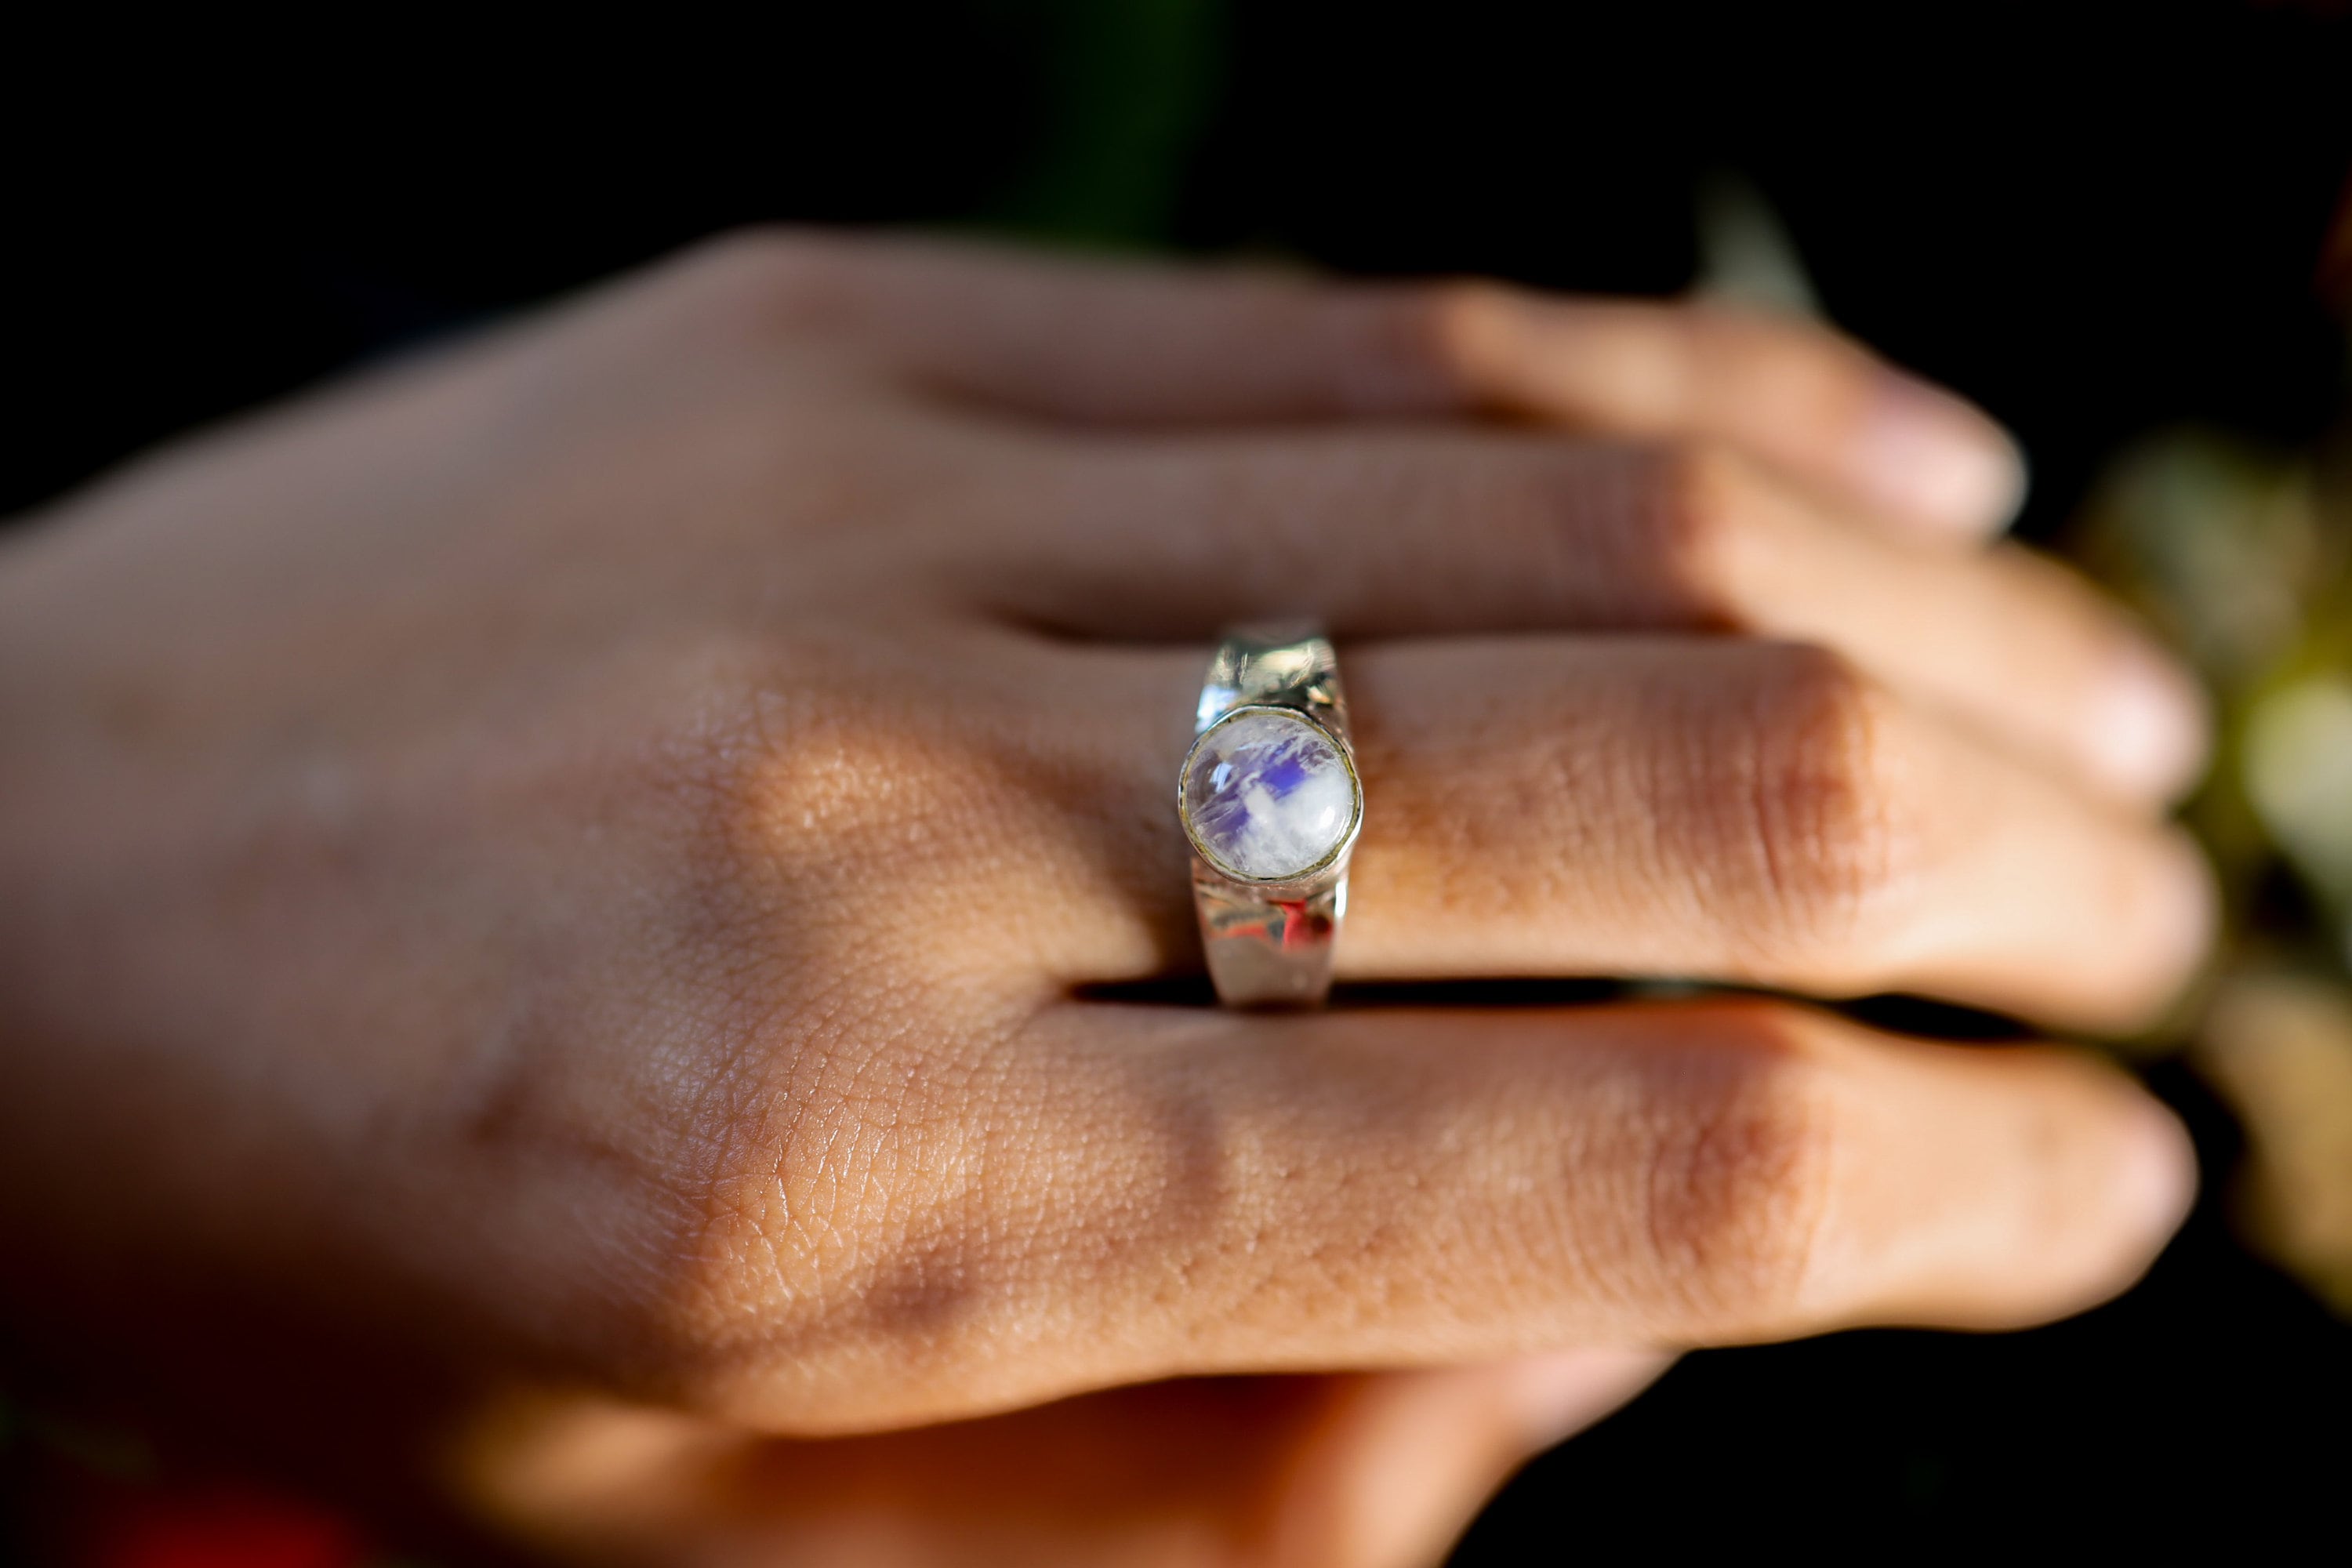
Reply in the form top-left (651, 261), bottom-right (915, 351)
top-left (633, 630), bottom-right (1068, 985)
top-left (457, 635), bottom-right (1045, 1417)
top-left (656, 1012), bottom-right (1014, 1412)
top-left (1639, 1014), bottom-right (1845, 1326)
top-left (1348, 278), bottom-right (1514, 405)
top-left (666, 226), bottom-right (863, 338)
top-left (658, 636), bottom-right (964, 873)
top-left (601, 651), bottom-right (1069, 1351)
top-left (1725, 644), bottom-right (1926, 970)
top-left (586, 637), bottom-right (982, 1061)
top-left (1642, 441), bottom-right (1759, 614)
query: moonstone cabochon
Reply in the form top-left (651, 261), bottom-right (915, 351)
top-left (1181, 707), bottom-right (1359, 882)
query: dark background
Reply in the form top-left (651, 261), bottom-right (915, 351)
top-left (5, 2), bottom-right (2350, 1558)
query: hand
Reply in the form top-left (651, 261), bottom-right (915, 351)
top-left (0, 234), bottom-right (2208, 1563)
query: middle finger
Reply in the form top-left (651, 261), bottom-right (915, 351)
top-left (953, 428), bottom-right (2203, 804)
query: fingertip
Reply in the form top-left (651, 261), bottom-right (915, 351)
top-left (2088, 636), bottom-right (2213, 804)
top-left (2115, 1090), bottom-right (2199, 1259)
top-left (2061, 826), bottom-right (2220, 1037)
top-left (1503, 1347), bottom-right (1676, 1450)
top-left (1831, 1036), bottom-right (2201, 1333)
top-left (2002, 1058), bottom-right (2197, 1322)
top-left (1853, 373), bottom-right (2029, 540)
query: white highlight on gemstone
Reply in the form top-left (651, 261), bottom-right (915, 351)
top-left (1182, 708), bottom-right (1356, 880)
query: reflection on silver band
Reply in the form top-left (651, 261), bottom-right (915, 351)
top-left (1178, 624), bottom-right (1360, 1007)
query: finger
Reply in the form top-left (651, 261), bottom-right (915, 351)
top-left (1447, 297), bottom-right (2026, 542)
top-left (966, 432), bottom-right (2201, 803)
top-left (1263, 1350), bottom-right (1670, 1568)
top-left (703, 232), bottom-right (2021, 538)
top-left (1029, 638), bottom-right (2211, 1033)
top-left (703, 999), bottom-right (2190, 1431)
top-left (457, 1355), bottom-right (1665, 1568)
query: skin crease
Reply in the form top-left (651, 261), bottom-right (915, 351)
top-left (0, 233), bottom-right (2211, 1565)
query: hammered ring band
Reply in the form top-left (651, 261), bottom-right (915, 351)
top-left (1178, 625), bottom-right (1362, 1007)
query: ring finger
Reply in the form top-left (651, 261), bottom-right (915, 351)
top-left (1005, 634), bottom-right (2210, 1033)
top-left (944, 430), bottom-right (2204, 805)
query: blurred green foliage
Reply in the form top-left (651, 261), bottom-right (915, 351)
top-left (2080, 354), bottom-right (2352, 1309)
top-left (975, 0), bottom-right (1223, 248)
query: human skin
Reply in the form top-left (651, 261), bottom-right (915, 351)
top-left (0, 234), bottom-right (2211, 1564)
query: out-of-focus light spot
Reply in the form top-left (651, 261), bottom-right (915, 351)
top-left (2199, 971), bottom-right (2352, 1316)
top-left (2245, 674), bottom-right (2352, 912)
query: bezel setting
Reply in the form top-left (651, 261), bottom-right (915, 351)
top-left (1177, 702), bottom-right (1364, 888)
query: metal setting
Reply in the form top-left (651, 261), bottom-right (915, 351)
top-left (1178, 705), bottom-right (1363, 884)
top-left (1180, 623), bottom-right (1359, 1007)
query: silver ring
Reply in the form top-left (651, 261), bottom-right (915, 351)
top-left (1178, 623), bottom-right (1362, 1007)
